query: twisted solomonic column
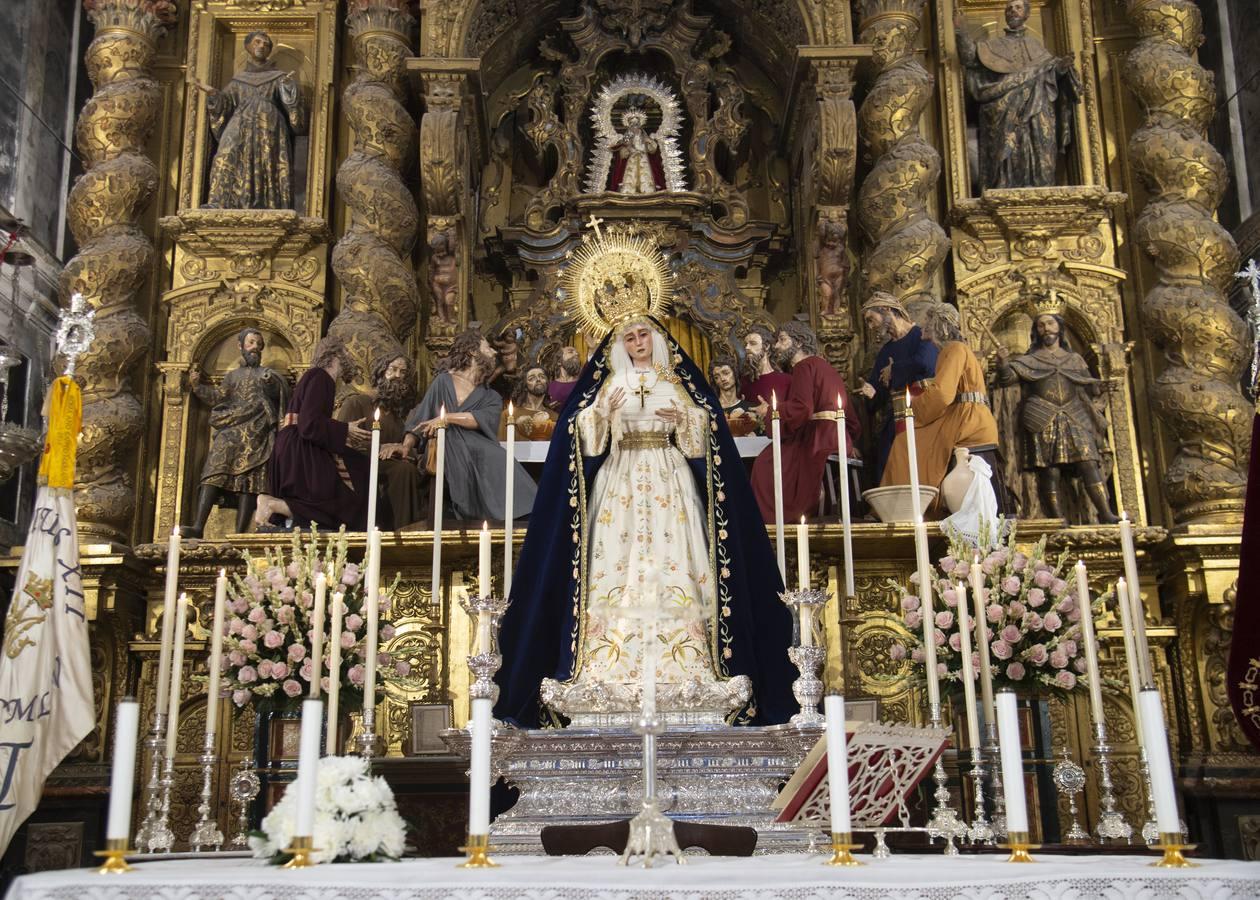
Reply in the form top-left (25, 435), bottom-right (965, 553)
top-left (61, 0), bottom-right (175, 543)
top-left (855, 0), bottom-right (949, 308)
top-left (1124, 0), bottom-right (1250, 524)
top-left (328, 0), bottom-right (419, 379)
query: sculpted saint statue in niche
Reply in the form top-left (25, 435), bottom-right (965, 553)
top-left (195, 30), bottom-right (307, 210)
top-left (954, 0), bottom-right (1080, 189)
top-left (609, 107), bottom-right (665, 194)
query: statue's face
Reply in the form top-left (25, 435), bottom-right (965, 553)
top-left (524, 367), bottom-right (548, 396)
top-left (384, 357), bottom-right (408, 381)
top-left (772, 331), bottom-right (799, 369)
top-left (1035, 314), bottom-right (1061, 347)
top-left (1005, 0), bottom-right (1029, 29)
top-left (240, 331), bottom-right (264, 365)
top-left (743, 331), bottom-right (765, 360)
top-left (246, 33), bottom-right (273, 62)
top-left (711, 364), bottom-right (736, 392)
top-left (623, 324), bottom-right (655, 364)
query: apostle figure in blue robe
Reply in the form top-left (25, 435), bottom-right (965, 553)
top-left (857, 292), bottom-right (939, 481)
top-left (495, 313), bottom-right (797, 729)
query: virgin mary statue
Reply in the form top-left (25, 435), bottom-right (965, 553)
top-left (496, 313), bottom-right (795, 728)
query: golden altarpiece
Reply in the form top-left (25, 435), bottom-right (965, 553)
top-left (3, 0), bottom-right (1256, 865)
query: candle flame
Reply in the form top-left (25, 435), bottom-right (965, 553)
top-left (171, 525), bottom-right (180, 537)
top-left (836, 393), bottom-right (843, 412)
top-left (508, 400), bottom-right (514, 416)
top-left (904, 388), bottom-right (911, 406)
top-left (482, 520), bottom-right (489, 531)
top-left (373, 407), bottom-right (381, 422)
top-left (771, 390), bottom-right (777, 410)
top-left (973, 551), bottom-right (980, 563)
top-left (1119, 509), bottom-right (1128, 522)
top-left (219, 567), bottom-right (226, 577)
top-left (439, 404), bottom-right (447, 420)
top-left (800, 515), bottom-right (807, 524)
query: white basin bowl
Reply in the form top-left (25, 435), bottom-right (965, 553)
top-left (862, 485), bottom-right (940, 523)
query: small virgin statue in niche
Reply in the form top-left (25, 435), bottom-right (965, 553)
top-left (608, 106), bottom-right (665, 194)
top-left (195, 30), bottom-right (307, 210)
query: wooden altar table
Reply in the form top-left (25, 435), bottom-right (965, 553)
top-left (7, 852), bottom-right (1259, 899)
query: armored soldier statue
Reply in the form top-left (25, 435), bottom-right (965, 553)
top-left (996, 312), bottom-right (1119, 524)
top-left (183, 328), bottom-right (288, 536)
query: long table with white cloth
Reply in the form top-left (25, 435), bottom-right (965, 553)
top-left (7, 852), bottom-right (1259, 900)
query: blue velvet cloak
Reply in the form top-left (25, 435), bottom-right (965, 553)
top-left (494, 321), bottom-right (797, 728)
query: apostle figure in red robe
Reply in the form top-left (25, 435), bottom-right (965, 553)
top-left (255, 335), bottom-right (372, 530)
top-left (741, 324), bottom-right (792, 415)
top-left (751, 321), bottom-right (860, 523)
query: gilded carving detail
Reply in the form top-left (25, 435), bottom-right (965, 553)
top-left (1123, 0), bottom-right (1250, 524)
top-left (328, 1), bottom-right (419, 385)
top-left (61, 0), bottom-right (175, 543)
top-left (855, 0), bottom-right (949, 308)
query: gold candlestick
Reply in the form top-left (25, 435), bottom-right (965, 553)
top-left (281, 835), bottom-right (320, 869)
top-left (1152, 833), bottom-right (1198, 868)
top-left (93, 838), bottom-right (134, 874)
top-left (458, 832), bottom-right (499, 868)
top-left (824, 831), bottom-right (864, 867)
top-left (1000, 830), bottom-right (1038, 863)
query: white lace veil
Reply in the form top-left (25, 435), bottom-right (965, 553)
top-left (608, 319), bottom-right (670, 374)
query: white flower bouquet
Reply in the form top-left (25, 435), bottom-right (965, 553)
top-left (249, 754), bottom-right (408, 864)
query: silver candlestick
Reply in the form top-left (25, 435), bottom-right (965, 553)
top-left (148, 756), bottom-right (176, 853)
top-left (134, 712), bottom-right (167, 851)
top-left (780, 589), bottom-right (830, 726)
top-left (228, 757), bottom-right (261, 849)
top-left (188, 732), bottom-right (225, 852)
top-left (1139, 748), bottom-right (1159, 844)
top-left (1052, 746), bottom-right (1089, 844)
top-left (924, 704), bottom-right (968, 854)
top-left (621, 709), bottom-right (684, 867)
top-left (967, 746), bottom-right (995, 844)
top-left (984, 724), bottom-right (1008, 840)
top-left (1091, 724), bottom-right (1132, 843)
top-left (463, 595), bottom-right (510, 721)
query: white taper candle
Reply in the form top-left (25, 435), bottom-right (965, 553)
top-left (771, 392), bottom-right (785, 581)
top-left (970, 554), bottom-right (995, 734)
top-left (1115, 577), bottom-right (1146, 748)
top-left (155, 527), bottom-right (181, 720)
top-left (914, 517), bottom-right (940, 713)
top-left (366, 408), bottom-right (381, 536)
top-left (1138, 688), bottom-right (1180, 835)
top-left (164, 593), bottom-right (189, 762)
top-left (956, 580), bottom-right (981, 752)
top-left (309, 572), bottom-right (327, 699)
top-left (205, 570), bottom-right (228, 737)
top-left (431, 409), bottom-right (447, 610)
top-left (996, 689), bottom-right (1029, 834)
top-left (324, 591), bottom-right (345, 756)
top-left (836, 394), bottom-right (855, 599)
top-left (468, 697), bottom-right (493, 835)
top-left (294, 697), bottom-right (323, 837)
top-left (823, 694), bottom-right (851, 834)
top-left (796, 515), bottom-right (810, 591)
top-left (106, 698), bottom-right (140, 841)
top-left (1074, 561), bottom-right (1105, 728)
top-left (504, 403), bottom-right (515, 597)
top-left (904, 390), bottom-right (922, 523)
top-left (363, 528), bottom-right (381, 730)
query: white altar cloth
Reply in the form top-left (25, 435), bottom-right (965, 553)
top-left (7, 852), bottom-right (1260, 900)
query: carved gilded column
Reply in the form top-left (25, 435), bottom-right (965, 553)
top-left (328, 0), bottom-right (419, 380)
top-left (60, 0), bottom-right (175, 543)
top-left (855, 0), bottom-right (948, 309)
top-left (1124, 0), bottom-right (1250, 524)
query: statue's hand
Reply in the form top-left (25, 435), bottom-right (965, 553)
top-left (857, 381), bottom-right (876, 400)
top-left (878, 359), bottom-right (893, 386)
top-left (605, 387), bottom-right (626, 413)
top-left (187, 369), bottom-right (202, 390)
top-left (191, 78), bottom-right (218, 96)
top-left (995, 345), bottom-right (1012, 364)
top-left (347, 422), bottom-right (371, 452)
top-left (380, 442), bottom-right (408, 460)
top-left (953, 8), bottom-right (964, 29)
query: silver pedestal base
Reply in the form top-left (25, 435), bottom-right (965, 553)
top-left (443, 723), bottom-right (823, 854)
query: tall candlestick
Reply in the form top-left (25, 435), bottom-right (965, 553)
top-left (294, 697), bottom-right (323, 837)
top-left (366, 408), bottom-right (381, 536)
top-left (995, 690), bottom-right (1029, 834)
top-left (205, 570), bottom-right (228, 737)
top-left (914, 517), bottom-right (940, 713)
top-left (1115, 577), bottom-right (1146, 747)
top-left (1138, 689), bottom-right (1180, 835)
top-left (771, 392), bottom-right (785, 581)
top-left (431, 408), bottom-right (447, 611)
top-left (468, 697), bottom-right (493, 835)
top-left (504, 403), bottom-right (516, 598)
top-left (155, 527), bottom-right (181, 721)
top-left (1075, 561), bottom-right (1105, 727)
top-left (309, 572), bottom-right (327, 699)
top-left (1118, 514), bottom-right (1154, 687)
top-left (324, 591), bottom-right (344, 756)
top-left (106, 698), bottom-right (140, 841)
top-left (905, 390), bottom-right (923, 523)
top-left (642, 611), bottom-right (658, 717)
top-left (836, 394), bottom-right (855, 599)
top-left (796, 516), bottom-right (810, 591)
top-left (164, 593), bottom-right (189, 762)
top-left (956, 581), bottom-right (981, 752)
top-left (824, 695), bottom-right (851, 834)
top-left (970, 554), bottom-right (995, 733)
top-left (478, 521), bottom-right (492, 598)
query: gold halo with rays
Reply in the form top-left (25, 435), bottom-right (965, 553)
top-left (559, 226), bottom-right (674, 337)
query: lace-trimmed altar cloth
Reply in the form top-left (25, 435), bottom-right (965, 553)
top-left (9, 853), bottom-right (1260, 900)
